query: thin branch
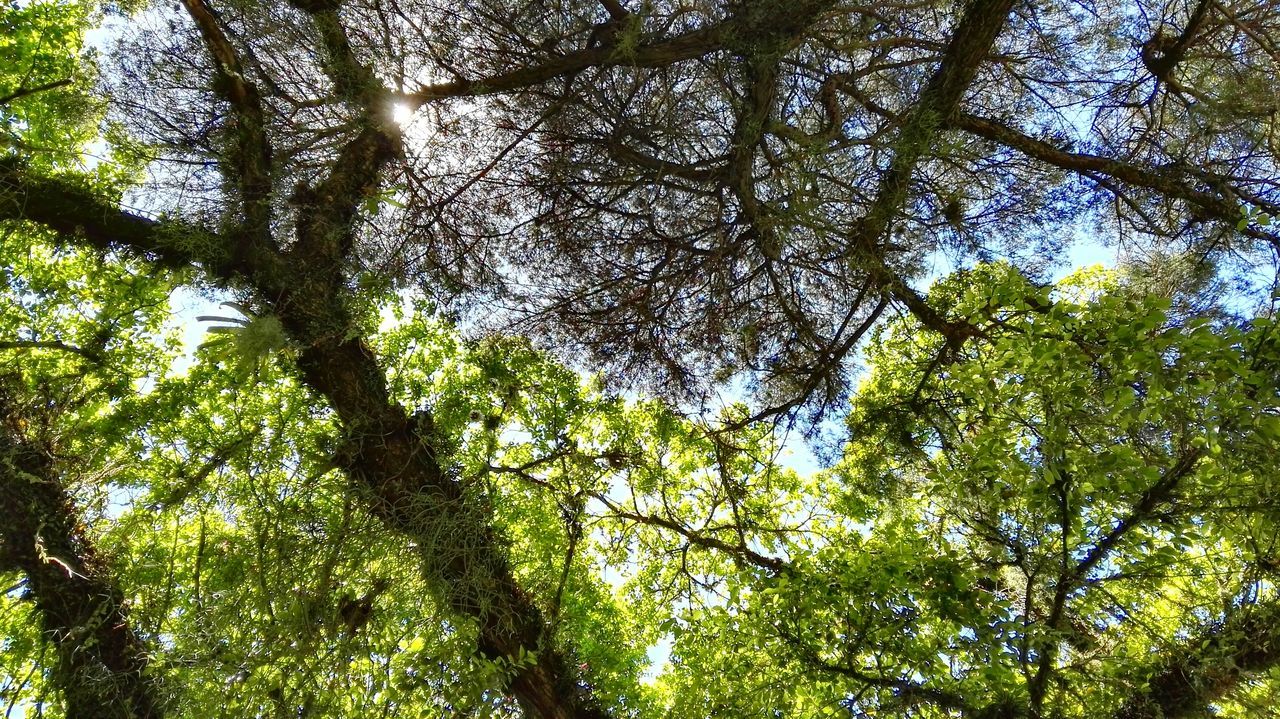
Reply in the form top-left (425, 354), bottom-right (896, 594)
top-left (0, 79), bottom-right (72, 106)
top-left (592, 493), bottom-right (789, 574)
top-left (0, 340), bottom-right (102, 364)
top-left (1029, 448), bottom-right (1205, 712)
top-left (153, 429), bottom-right (262, 510)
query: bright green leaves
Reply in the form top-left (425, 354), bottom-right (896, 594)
top-left (0, 225), bottom-right (182, 719)
top-left (827, 262), bottom-right (1280, 717)
top-left (0, 576), bottom-right (52, 714)
top-left (0, 0), bottom-right (99, 168)
top-left (1239, 205), bottom-right (1273, 231)
top-left (0, 226), bottom-right (179, 456)
top-left (8, 224), bottom-right (1280, 718)
top-left (196, 301), bottom-right (289, 381)
top-left (6, 132), bottom-right (1280, 718)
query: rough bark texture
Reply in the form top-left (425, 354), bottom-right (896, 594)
top-left (0, 394), bottom-right (164, 719)
top-left (1115, 600), bottom-right (1280, 719)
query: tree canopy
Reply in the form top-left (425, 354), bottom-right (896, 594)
top-left (1, 0), bottom-right (1279, 717)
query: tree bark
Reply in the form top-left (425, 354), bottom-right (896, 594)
top-left (0, 393), bottom-right (165, 719)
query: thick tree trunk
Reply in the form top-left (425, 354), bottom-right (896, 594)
top-left (0, 395), bottom-right (164, 719)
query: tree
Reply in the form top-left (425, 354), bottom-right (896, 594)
top-left (1, 0), bottom-right (1278, 717)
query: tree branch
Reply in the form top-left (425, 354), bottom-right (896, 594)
top-left (0, 340), bottom-right (102, 363)
top-left (0, 78), bottom-right (73, 106)
top-left (179, 0), bottom-right (275, 243)
top-left (806, 656), bottom-right (974, 715)
top-left (847, 0), bottom-right (1016, 341)
top-left (594, 494), bottom-right (790, 574)
top-left (950, 112), bottom-right (1280, 248)
top-left (287, 0), bottom-right (393, 114)
top-left (406, 1), bottom-right (839, 107)
top-left (1029, 448), bottom-right (1205, 713)
top-left (1115, 599), bottom-right (1280, 719)
top-left (0, 160), bottom-right (277, 281)
top-left (0, 161), bottom-right (608, 719)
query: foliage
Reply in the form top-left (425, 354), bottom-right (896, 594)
top-left (0, 0), bottom-right (98, 164)
top-left (2, 1), bottom-right (1280, 719)
top-left (5, 230), bottom-right (1280, 717)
